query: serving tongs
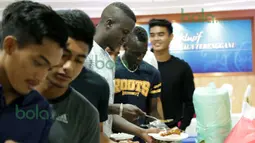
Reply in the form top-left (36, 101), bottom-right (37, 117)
top-left (145, 114), bottom-right (173, 123)
top-left (140, 114), bottom-right (173, 130)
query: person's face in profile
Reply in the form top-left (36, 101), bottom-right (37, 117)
top-left (2, 36), bottom-right (63, 95)
top-left (124, 37), bottom-right (147, 67)
top-left (105, 13), bottom-right (135, 53)
top-left (46, 37), bottom-right (89, 88)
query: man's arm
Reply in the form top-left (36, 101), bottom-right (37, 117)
top-left (100, 123), bottom-right (116, 143)
top-left (112, 115), bottom-right (154, 143)
top-left (149, 97), bottom-right (164, 119)
top-left (148, 70), bottom-right (164, 119)
top-left (179, 64), bottom-right (195, 131)
top-left (108, 104), bottom-right (145, 122)
top-left (108, 104), bottom-right (121, 115)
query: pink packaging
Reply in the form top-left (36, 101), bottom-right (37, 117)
top-left (224, 103), bottom-right (255, 143)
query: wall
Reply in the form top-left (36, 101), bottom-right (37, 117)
top-left (91, 10), bottom-right (255, 113)
top-left (195, 75), bottom-right (254, 113)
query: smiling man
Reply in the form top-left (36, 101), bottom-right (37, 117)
top-left (0, 1), bottom-right (68, 142)
top-left (114, 26), bottom-right (163, 143)
top-left (149, 19), bottom-right (195, 131)
top-left (35, 10), bottom-right (100, 143)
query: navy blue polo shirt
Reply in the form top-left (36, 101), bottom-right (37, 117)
top-left (0, 85), bottom-right (53, 143)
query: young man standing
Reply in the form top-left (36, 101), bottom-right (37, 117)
top-left (149, 19), bottom-right (195, 131)
top-left (114, 26), bottom-right (164, 143)
top-left (0, 1), bottom-right (68, 142)
top-left (35, 10), bottom-right (100, 143)
top-left (85, 2), bottom-right (158, 143)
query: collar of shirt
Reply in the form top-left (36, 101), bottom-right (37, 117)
top-left (0, 86), bottom-right (41, 110)
top-left (92, 40), bottom-right (114, 63)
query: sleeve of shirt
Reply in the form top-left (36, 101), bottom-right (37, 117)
top-left (98, 79), bottom-right (110, 122)
top-left (180, 63), bottom-right (195, 131)
top-left (39, 105), bottom-right (53, 143)
top-left (151, 53), bottom-right (158, 70)
top-left (80, 108), bottom-right (100, 143)
top-left (149, 69), bottom-right (162, 98)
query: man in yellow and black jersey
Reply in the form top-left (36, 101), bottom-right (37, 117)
top-left (114, 26), bottom-right (164, 143)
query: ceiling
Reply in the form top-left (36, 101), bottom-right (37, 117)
top-left (0, 0), bottom-right (255, 19)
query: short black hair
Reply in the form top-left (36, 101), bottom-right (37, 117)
top-left (107, 2), bottom-right (136, 22)
top-left (1, 0), bottom-right (68, 49)
top-left (57, 10), bottom-right (95, 51)
top-left (133, 26), bottom-right (148, 43)
top-left (148, 19), bottom-right (173, 34)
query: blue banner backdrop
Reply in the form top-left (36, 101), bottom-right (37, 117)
top-left (138, 19), bottom-right (252, 73)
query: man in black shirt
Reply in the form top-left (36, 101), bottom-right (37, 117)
top-left (71, 67), bottom-right (110, 123)
top-left (149, 19), bottom-right (195, 131)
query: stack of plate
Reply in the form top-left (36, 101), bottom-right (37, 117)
top-left (110, 133), bottom-right (134, 142)
top-left (148, 132), bottom-right (189, 143)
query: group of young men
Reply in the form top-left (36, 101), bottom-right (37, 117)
top-left (0, 0), bottom-right (195, 143)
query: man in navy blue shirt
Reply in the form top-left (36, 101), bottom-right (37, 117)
top-left (0, 1), bottom-right (68, 142)
top-left (114, 26), bottom-right (164, 143)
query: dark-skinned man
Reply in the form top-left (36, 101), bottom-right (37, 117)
top-left (114, 26), bottom-right (164, 143)
top-left (84, 2), bottom-right (159, 143)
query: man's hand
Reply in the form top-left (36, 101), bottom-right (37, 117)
top-left (122, 104), bottom-right (145, 122)
top-left (145, 128), bottom-right (161, 134)
top-left (138, 128), bottom-right (160, 143)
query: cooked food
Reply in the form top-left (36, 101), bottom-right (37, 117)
top-left (159, 127), bottom-right (181, 136)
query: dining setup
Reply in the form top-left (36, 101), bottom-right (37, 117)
top-left (110, 82), bottom-right (255, 143)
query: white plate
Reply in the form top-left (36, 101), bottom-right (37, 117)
top-left (148, 133), bottom-right (189, 141)
top-left (110, 133), bottom-right (134, 141)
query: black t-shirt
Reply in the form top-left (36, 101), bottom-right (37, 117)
top-left (114, 57), bottom-right (161, 125)
top-left (71, 67), bottom-right (110, 122)
top-left (158, 55), bottom-right (195, 130)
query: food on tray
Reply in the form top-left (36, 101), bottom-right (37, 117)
top-left (159, 127), bottom-right (181, 136)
